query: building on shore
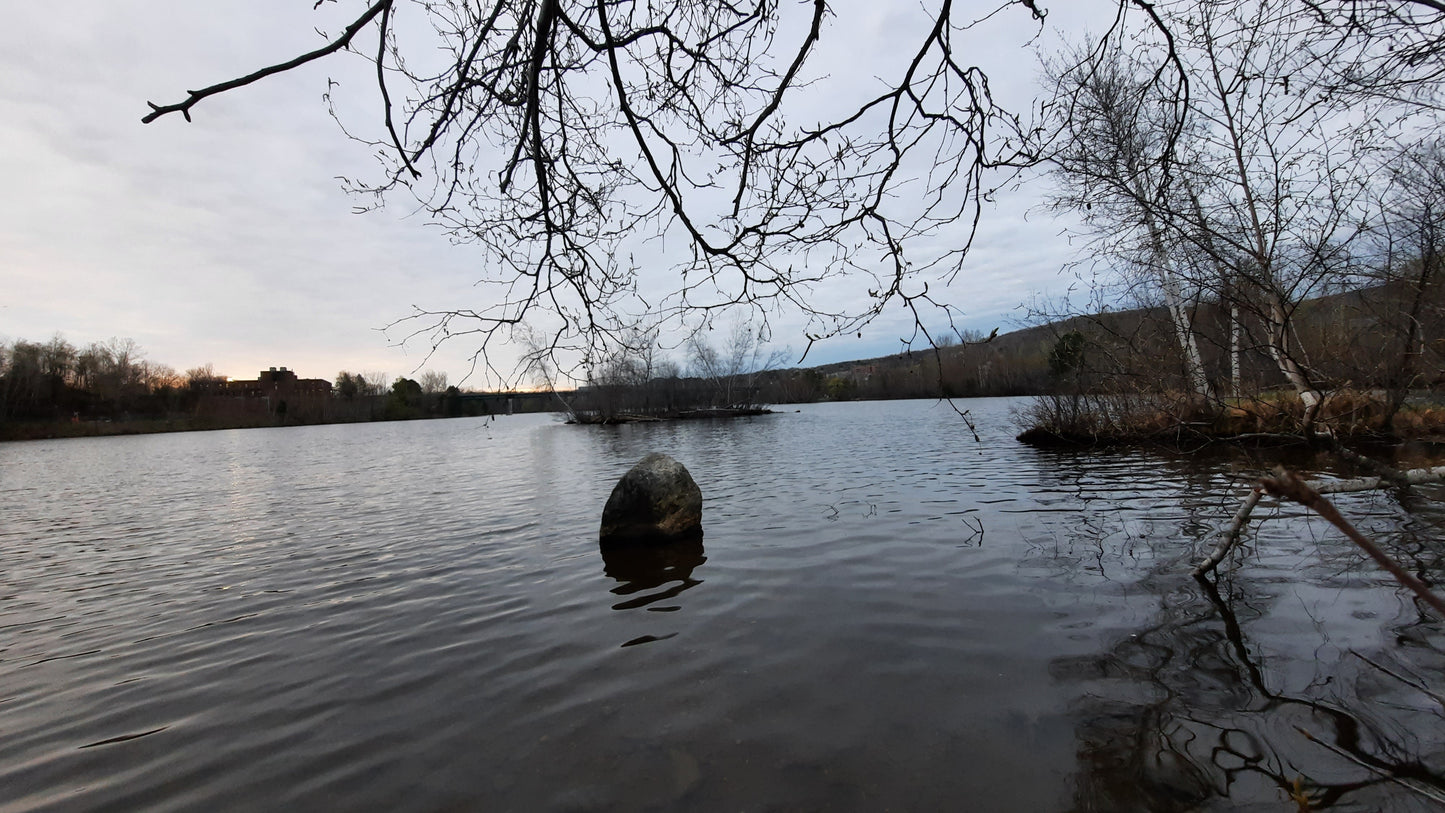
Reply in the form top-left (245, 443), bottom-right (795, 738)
top-left (194, 367), bottom-right (333, 421)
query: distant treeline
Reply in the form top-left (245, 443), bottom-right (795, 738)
top-left (0, 336), bottom-right (191, 426)
top-left (0, 336), bottom-right (510, 441)
top-left (783, 278), bottom-right (1445, 408)
top-left (7, 276), bottom-right (1438, 440)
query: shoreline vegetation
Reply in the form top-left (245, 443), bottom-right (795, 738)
top-left (1013, 390), bottom-right (1445, 449)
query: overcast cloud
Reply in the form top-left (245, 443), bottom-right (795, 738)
top-left (0, 1), bottom-right (1101, 387)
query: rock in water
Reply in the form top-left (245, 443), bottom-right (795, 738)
top-left (600, 453), bottom-right (703, 545)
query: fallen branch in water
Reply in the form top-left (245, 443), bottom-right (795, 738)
top-left (1193, 466), bottom-right (1445, 617)
top-left (1192, 488), bottom-right (1265, 577)
top-left (1258, 469), bottom-right (1445, 618)
top-left (1193, 466), bottom-right (1445, 578)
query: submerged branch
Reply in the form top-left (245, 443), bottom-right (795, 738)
top-left (1296, 726), bottom-right (1445, 805)
top-left (1192, 487), bottom-right (1263, 577)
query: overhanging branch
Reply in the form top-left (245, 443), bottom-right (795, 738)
top-left (142, 0), bottom-right (393, 124)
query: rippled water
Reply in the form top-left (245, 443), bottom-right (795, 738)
top-left (3, 398), bottom-right (1444, 811)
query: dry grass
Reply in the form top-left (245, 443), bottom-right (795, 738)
top-left (1018, 388), bottom-right (1445, 446)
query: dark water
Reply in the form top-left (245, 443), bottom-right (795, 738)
top-left (2, 398), bottom-right (1443, 811)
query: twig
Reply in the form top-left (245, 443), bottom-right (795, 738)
top-left (1350, 650), bottom-right (1445, 710)
top-left (1295, 726), bottom-right (1445, 805)
top-left (1260, 469), bottom-right (1445, 618)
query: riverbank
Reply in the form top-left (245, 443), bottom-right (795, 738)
top-left (1013, 390), bottom-right (1445, 449)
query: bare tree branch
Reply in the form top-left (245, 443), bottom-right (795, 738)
top-left (1258, 468), bottom-right (1445, 617)
top-left (140, 1), bottom-right (1445, 387)
top-left (1195, 466), bottom-right (1445, 620)
top-left (143, 0), bottom-right (393, 124)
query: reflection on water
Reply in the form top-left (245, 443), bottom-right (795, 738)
top-left (1056, 570), bottom-right (1445, 811)
top-left (1020, 444), bottom-right (1445, 810)
top-left (1, 399), bottom-right (1443, 810)
top-left (601, 535), bottom-right (707, 613)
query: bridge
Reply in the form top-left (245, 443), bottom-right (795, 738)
top-left (451, 390), bottom-right (567, 416)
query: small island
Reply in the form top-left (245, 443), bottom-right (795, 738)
top-left (567, 407), bottom-right (774, 425)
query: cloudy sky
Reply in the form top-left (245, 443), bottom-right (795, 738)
top-left (1, 1), bottom-right (1101, 387)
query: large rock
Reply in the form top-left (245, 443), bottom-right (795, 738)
top-left (599, 453), bottom-right (703, 545)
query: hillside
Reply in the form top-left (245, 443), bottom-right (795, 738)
top-left (753, 280), bottom-right (1445, 404)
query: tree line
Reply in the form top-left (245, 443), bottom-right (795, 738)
top-left (0, 334), bottom-right (469, 434)
top-left (549, 319), bottom-right (1084, 419)
top-left (0, 336), bottom-right (186, 423)
top-left (550, 272), bottom-right (1445, 429)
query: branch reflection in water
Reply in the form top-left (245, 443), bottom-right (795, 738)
top-left (1050, 539), bottom-right (1445, 810)
top-left (1017, 442), bottom-right (1445, 808)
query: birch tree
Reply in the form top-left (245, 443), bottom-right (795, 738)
top-left (1051, 0), bottom-right (1404, 429)
top-left (1045, 48), bottom-right (1212, 400)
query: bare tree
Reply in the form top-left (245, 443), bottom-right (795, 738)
top-left (359, 371), bottom-right (392, 397)
top-left (1043, 46), bottom-right (1212, 401)
top-left (1298, 0), bottom-right (1445, 112)
top-left (139, 1), bottom-right (1445, 394)
top-left (74, 342), bottom-right (109, 393)
top-left (1372, 137), bottom-right (1445, 427)
top-left (418, 369), bottom-right (449, 394)
top-left (0, 340), bottom-right (45, 419)
top-left (572, 326), bottom-right (676, 419)
top-left (142, 0), bottom-right (1049, 379)
top-left (1048, 0), bottom-right (1408, 430)
top-left (41, 334), bottom-right (77, 385)
top-left (81, 338), bottom-right (150, 410)
top-left (687, 319), bottom-right (787, 407)
top-left (186, 364), bottom-right (226, 389)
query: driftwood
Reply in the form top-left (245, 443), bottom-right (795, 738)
top-left (1193, 466), bottom-right (1445, 618)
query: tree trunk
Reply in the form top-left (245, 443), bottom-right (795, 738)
top-left (1230, 301), bottom-right (1243, 396)
top-left (1143, 215), bottom-right (1212, 402)
top-left (1261, 293), bottom-right (1322, 429)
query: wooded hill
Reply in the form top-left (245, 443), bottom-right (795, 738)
top-left (751, 278), bottom-right (1445, 408)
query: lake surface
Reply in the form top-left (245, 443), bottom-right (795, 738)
top-left (3, 398), bottom-right (1444, 811)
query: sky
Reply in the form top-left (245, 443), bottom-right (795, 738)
top-left (0, 1), bottom-right (1101, 388)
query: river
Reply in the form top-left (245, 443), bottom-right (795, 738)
top-left (2, 398), bottom-right (1443, 810)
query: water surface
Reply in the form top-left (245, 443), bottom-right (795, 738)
top-left (2, 399), bottom-right (1443, 810)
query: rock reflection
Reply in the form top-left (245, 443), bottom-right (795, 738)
top-left (600, 535), bottom-right (706, 612)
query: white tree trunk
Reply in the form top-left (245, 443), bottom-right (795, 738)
top-left (1262, 293), bottom-right (1322, 427)
top-left (1145, 221), bottom-right (1212, 400)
